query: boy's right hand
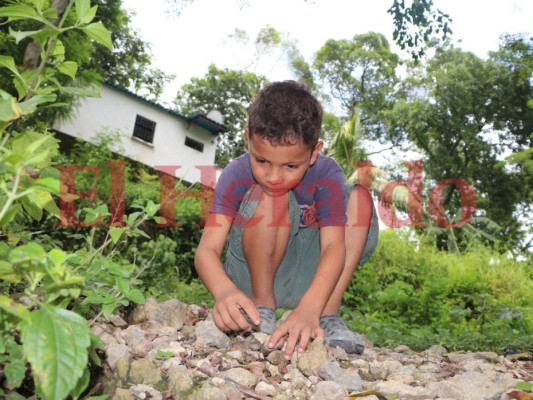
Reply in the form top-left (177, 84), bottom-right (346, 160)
top-left (213, 288), bottom-right (260, 332)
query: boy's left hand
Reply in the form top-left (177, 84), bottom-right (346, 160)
top-left (268, 309), bottom-right (324, 360)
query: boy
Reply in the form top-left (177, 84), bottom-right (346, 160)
top-left (195, 80), bottom-right (378, 360)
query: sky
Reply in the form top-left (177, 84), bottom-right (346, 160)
top-left (121, 0), bottom-right (533, 103)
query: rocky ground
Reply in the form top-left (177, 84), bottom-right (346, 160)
top-left (90, 298), bottom-right (533, 400)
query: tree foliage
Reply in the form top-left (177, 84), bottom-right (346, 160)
top-left (387, 0), bottom-right (452, 60)
top-left (313, 32), bottom-right (399, 137)
top-left (385, 40), bottom-right (533, 252)
top-left (0, 0), bottom-right (172, 123)
top-left (175, 64), bottom-right (267, 166)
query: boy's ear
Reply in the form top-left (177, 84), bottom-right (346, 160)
top-left (310, 140), bottom-right (323, 165)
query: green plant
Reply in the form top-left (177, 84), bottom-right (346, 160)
top-left (0, 1), bottom-right (156, 398)
top-left (343, 229), bottom-right (533, 353)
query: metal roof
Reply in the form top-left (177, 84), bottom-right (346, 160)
top-left (104, 81), bottom-right (226, 135)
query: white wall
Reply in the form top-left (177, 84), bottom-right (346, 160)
top-left (54, 85), bottom-right (219, 187)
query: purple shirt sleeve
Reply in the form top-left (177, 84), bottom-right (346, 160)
top-left (209, 155), bottom-right (255, 218)
top-left (313, 164), bottom-right (347, 227)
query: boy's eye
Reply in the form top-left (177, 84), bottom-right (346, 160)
top-left (255, 158), bottom-right (267, 164)
top-left (287, 164), bottom-right (298, 169)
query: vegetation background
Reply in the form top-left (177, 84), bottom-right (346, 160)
top-left (0, 0), bottom-right (531, 398)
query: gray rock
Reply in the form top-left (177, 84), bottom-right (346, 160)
top-left (426, 344), bottom-right (448, 357)
top-left (195, 320), bottom-right (230, 349)
top-left (108, 314), bottom-right (128, 328)
top-left (319, 362), bottom-right (363, 392)
top-left (188, 384), bottom-right (227, 400)
top-left (130, 384), bottom-right (162, 400)
top-left (121, 325), bottom-right (154, 357)
top-left (221, 367), bottom-right (258, 387)
top-left (297, 338), bottom-right (329, 377)
top-left (373, 380), bottom-right (435, 399)
top-left (130, 297), bottom-right (187, 330)
top-left (106, 343), bottom-right (131, 370)
top-left (113, 387), bottom-right (133, 400)
top-left (255, 381), bottom-right (278, 397)
top-left (115, 358), bottom-right (131, 382)
top-left (92, 323), bottom-right (120, 347)
top-left (310, 381), bottom-right (346, 400)
top-left (167, 365), bottom-right (194, 393)
top-left (129, 358), bottom-right (162, 385)
top-left (428, 371), bottom-right (516, 400)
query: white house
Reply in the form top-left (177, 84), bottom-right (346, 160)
top-left (53, 82), bottom-right (225, 187)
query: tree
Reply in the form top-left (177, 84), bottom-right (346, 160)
top-left (175, 64), bottom-right (267, 166)
top-left (313, 32), bottom-right (400, 137)
top-left (388, 0), bottom-right (452, 60)
top-left (0, 0), bottom-right (171, 116)
top-left (385, 43), bottom-right (533, 253)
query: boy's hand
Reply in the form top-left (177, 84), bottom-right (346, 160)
top-left (268, 309), bottom-right (324, 360)
top-left (213, 288), bottom-right (260, 332)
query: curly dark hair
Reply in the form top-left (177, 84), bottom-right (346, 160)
top-left (247, 80), bottom-right (323, 149)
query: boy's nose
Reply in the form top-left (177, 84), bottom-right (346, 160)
top-left (266, 172), bottom-right (282, 185)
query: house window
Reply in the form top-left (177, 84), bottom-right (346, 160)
top-left (132, 115), bottom-right (156, 143)
top-left (185, 136), bottom-right (204, 152)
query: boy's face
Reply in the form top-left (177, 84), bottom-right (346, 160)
top-left (246, 130), bottom-right (323, 197)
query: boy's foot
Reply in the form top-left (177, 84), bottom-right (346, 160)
top-left (251, 306), bottom-right (277, 334)
top-left (320, 314), bottom-right (365, 354)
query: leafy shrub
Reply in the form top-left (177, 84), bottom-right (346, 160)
top-left (343, 229), bottom-right (533, 352)
top-left (0, 1), bottom-right (157, 398)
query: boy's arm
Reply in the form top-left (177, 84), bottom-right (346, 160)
top-left (195, 212), bottom-right (260, 331)
top-left (269, 225), bottom-right (346, 358)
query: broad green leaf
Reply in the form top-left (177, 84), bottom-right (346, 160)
top-left (18, 93), bottom-right (57, 115)
top-left (27, 190), bottom-right (58, 219)
top-left (57, 84), bottom-right (101, 97)
top-left (0, 94), bottom-right (17, 122)
top-left (20, 195), bottom-right (43, 221)
top-left (155, 350), bottom-right (174, 360)
top-left (75, 0), bottom-right (97, 24)
top-left (11, 131), bottom-right (59, 168)
top-left (35, 177), bottom-right (60, 194)
top-left (42, 7), bottom-right (58, 20)
top-left (516, 381), bottom-right (533, 392)
top-left (0, 4), bottom-right (50, 25)
top-left (101, 300), bottom-right (117, 317)
top-left (81, 23), bottom-right (113, 50)
top-left (0, 295), bottom-right (31, 322)
top-left (109, 227), bottom-right (126, 244)
top-left (115, 277), bottom-right (130, 294)
top-left (4, 359), bottom-right (25, 389)
top-left (8, 27), bottom-right (48, 44)
top-left (20, 305), bottom-right (91, 400)
top-left (0, 260), bottom-right (23, 282)
top-left (33, 0), bottom-right (48, 11)
top-left (57, 61), bottom-right (78, 79)
top-left (51, 39), bottom-right (65, 62)
top-left (107, 262), bottom-right (130, 277)
top-left (8, 242), bottom-right (47, 265)
top-left (125, 289), bottom-right (145, 304)
top-left (13, 76), bottom-right (29, 100)
top-left (48, 249), bottom-right (67, 267)
top-left (80, 5), bottom-right (98, 24)
top-left (75, 0), bottom-right (90, 21)
top-left (0, 204), bottom-right (21, 226)
top-left (70, 366), bottom-right (90, 400)
top-left (146, 201), bottom-right (160, 217)
top-left (0, 55), bottom-right (19, 77)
